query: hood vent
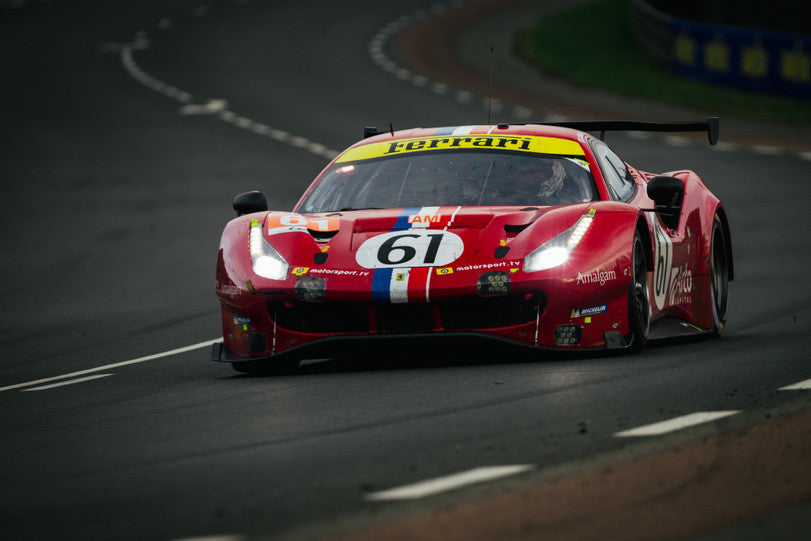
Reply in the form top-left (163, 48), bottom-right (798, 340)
top-left (504, 222), bottom-right (532, 234)
top-left (308, 229), bottom-right (339, 242)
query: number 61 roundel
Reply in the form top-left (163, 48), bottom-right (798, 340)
top-left (355, 231), bottom-right (464, 269)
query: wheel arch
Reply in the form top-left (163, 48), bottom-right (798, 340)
top-left (714, 205), bottom-right (734, 281)
top-left (635, 214), bottom-right (654, 273)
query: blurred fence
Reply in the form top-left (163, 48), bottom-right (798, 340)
top-left (630, 0), bottom-right (811, 99)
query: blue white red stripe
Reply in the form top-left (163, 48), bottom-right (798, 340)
top-left (434, 125), bottom-right (477, 136)
top-left (370, 205), bottom-right (460, 304)
top-left (371, 207), bottom-right (418, 302)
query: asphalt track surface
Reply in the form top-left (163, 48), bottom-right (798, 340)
top-left (1, 1), bottom-right (810, 540)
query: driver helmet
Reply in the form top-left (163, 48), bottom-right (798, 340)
top-left (513, 159), bottom-right (566, 197)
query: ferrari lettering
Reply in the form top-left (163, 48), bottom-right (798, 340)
top-left (576, 268), bottom-right (616, 286)
top-left (383, 136), bottom-right (532, 155)
top-left (335, 134), bottom-right (586, 163)
top-left (356, 230), bottom-right (464, 269)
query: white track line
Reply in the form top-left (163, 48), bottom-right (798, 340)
top-left (366, 465), bottom-right (534, 501)
top-left (115, 11), bottom-right (338, 161)
top-left (22, 374), bottom-right (114, 392)
top-left (172, 535), bottom-right (245, 541)
top-left (614, 411), bottom-right (741, 437)
top-left (1, 339), bottom-right (219, 393)
top-left (779, 378), bottom-right (811, 390)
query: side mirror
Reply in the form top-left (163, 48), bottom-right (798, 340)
top-left (646, 176), bottom-right (684, 230)
top-left (233, 191), bottom-right (268, 216)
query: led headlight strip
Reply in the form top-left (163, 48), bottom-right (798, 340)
top-left (249, 219), bottom-right (289, 280)
top-left (524, 209), bottom-right (596, 272)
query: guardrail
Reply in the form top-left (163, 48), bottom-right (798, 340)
top-left (630, 0), bottom-right (810, 99)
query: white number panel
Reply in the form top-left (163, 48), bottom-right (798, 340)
top-left (355, 231), bottom-right (464, 269)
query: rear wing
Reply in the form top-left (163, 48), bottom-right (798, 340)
top-left (539, 117), bottom-right (719, 146)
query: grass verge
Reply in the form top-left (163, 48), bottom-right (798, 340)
top-left (517, 0), bottom-right (811, 125)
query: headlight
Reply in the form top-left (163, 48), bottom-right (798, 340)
top-left (524, 246), bottom-right (569, 271)
top-left (249, 219), bottom-right (289, 280)
top-left (524, 209), bottom-right (595, 272)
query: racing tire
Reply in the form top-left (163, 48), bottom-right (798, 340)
top-left (627, 233), bottom-right (651, 352)
top-left (710, 215), bottom-right (729, 335)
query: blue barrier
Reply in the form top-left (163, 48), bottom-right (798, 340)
top-left (672, 19), bottom-right (810, 98)
top-left (632, 0), bottom-right (811, 99)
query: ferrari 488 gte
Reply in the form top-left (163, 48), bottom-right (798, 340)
top-left (212, 119), bottom-right (732, 373)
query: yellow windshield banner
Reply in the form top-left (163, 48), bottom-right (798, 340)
top-left (336, 134), bottom-right (585, 163)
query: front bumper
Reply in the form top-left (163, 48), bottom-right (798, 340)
top-left (212, 326), bottom-right (631, 368)
top-left (211, 320), bottom-right (630, 364)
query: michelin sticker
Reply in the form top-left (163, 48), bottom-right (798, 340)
top-left (571, 304), bottom-right (607, 318)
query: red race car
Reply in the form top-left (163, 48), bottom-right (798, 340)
top-left (212, 120), bottom-right (732, 373)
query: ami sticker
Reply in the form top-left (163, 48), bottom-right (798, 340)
top-left (355, 230), bottom-right (464, 269)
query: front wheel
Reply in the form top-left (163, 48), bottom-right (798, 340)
top-left (627, 233), bottom-right (651, 352)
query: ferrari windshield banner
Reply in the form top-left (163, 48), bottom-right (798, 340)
top-left (336, 134), bottom-right (585, 163)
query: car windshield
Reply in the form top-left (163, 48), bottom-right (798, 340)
top-left (297, 150), bottom-right (599, 213)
